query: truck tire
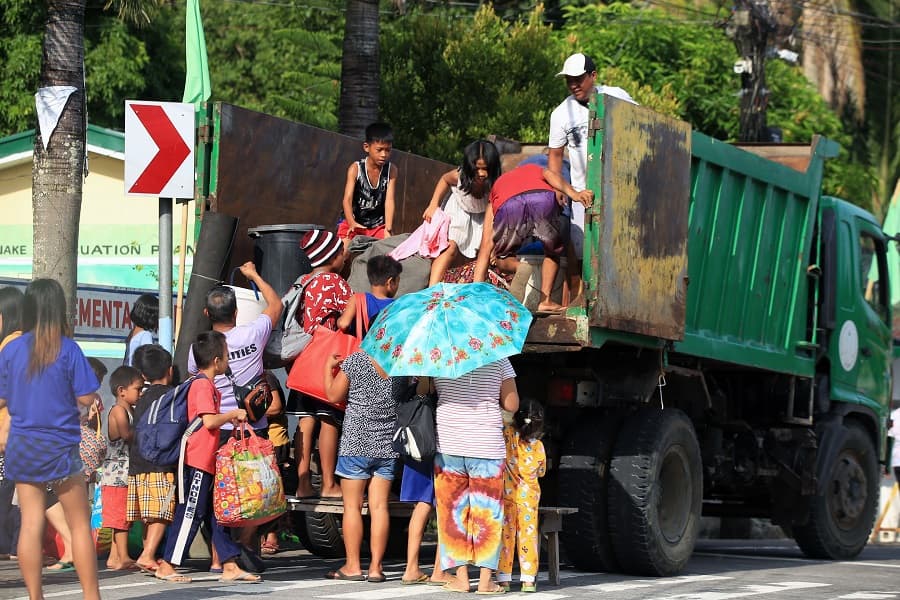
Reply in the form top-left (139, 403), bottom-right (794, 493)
top-left (608, 408), bottom-right (702, 576)
top-left (793, 422), bottom-right (878, 560)
top-left (558, 416), bottom-right (621, 572)
top-left (294, 512), bottom-right (345, 558)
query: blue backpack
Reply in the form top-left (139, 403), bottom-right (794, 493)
top-left (135, 375), bottom-right (204, 466)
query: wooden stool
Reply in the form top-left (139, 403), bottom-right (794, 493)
top-left (539, 506), bottom-right (578, 585)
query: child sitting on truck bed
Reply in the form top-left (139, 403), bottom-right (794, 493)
top-left (339, 123), bottom-right (397, 250)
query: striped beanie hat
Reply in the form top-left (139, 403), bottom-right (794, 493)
top-left (300, 229), bottom-right (343, 267)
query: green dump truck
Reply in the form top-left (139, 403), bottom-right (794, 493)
top-left (198, 100), bottom-right (892, 576)
top-left (513, 96), bottom-right (893, 576)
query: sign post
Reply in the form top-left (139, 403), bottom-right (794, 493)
top-left (125, 101), bottom-right (195, 353)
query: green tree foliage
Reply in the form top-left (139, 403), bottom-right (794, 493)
top-left (560, 2), bottom-right (876, 205)
top-left (196, 1), bottom-right (344, 131)
top-left (0, 0), bottom-right (180, 136)
top-left (380, 5), bottom-right (562, 162)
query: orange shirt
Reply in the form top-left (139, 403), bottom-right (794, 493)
top-left (184, 376), bottom-right (221, 474)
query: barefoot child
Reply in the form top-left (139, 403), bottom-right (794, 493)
top-left (474, 163), bottom-right (593, 312)
top-left (497, 399), bottom-right (547, 593)
top-left (128, 344), bottom-right (177, 574)
top-left (339, 122), bottom-right (398, 250)
top-left (154, 332), bottom-right (258, 584)
top-left (287, 230), bottom-right (352, 499)
top-left (422, 140), bottom-right (501, 285)
top-left (102, 366), bottom-right (142, 570)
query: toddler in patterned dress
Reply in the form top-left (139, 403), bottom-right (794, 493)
top-left (498, 399), bottom-right (547, 593)
top-left (101, 366), bottom-right (142, 570)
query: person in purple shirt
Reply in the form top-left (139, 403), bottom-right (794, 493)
top-left (187, 261), bottom-right (282, 572)
top-left (0, 279), bottom-right (100, 600)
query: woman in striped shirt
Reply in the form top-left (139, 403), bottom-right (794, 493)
top-left (433, 358), bottom-right (519, 595)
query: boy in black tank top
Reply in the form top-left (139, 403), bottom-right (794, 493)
top-left (338, 122), bottom-right (398, 251)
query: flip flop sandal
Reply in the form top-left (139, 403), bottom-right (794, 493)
top-left (475, 586), bottom-right (507, 595)
top-left (443, 582), bottom-right (471, 593)
top-left (219, 572), bottom-right (262, 584)
top-left (155, 572), bottom-right (192, 583)
top-left (45, 561), bottom-right (75, 573)
top-left (367, 573), bottom-right (387, 583)
top-left (401, 574), bottom-right (430, 585)
top-left (325, 569), bottom-right (366, 581)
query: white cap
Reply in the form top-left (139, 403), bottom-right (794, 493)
top-left (557, 53), bottom-right (597, 77)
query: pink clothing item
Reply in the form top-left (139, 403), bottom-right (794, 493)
top-left (389, 208), bottom-right (451, 260)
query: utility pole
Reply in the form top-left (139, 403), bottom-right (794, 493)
top-left (728, 0), bottom-right (778, 142)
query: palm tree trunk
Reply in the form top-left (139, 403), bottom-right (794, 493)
top-left (32, 0), bottom-right (86, 323)
top-left (338, 0), bottom-right (380, 139)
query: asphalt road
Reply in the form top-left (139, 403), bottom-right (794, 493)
top-left (3, 540), bottom-right (900, 600)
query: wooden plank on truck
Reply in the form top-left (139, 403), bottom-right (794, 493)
top-left (584, 96), bottom-right (692, 341)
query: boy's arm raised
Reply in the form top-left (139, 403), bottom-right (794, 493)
top-left (384, 164), bottom-right (397, 235)
top-left (423, 169), bottom-right (458, 222)
top-left (342, 162), bottom-right (361, 231)
top-left (238, 261), bottom-right (282, 326)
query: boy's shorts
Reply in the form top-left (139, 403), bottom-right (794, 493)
top-left (101, 485), bottom-right (128, 530)
top-left (335, 456), bottom-right (396, 480)
top-left (337, 220), bottom-right (386, 241)
top-left (127, 473), bottom-right (176, 523)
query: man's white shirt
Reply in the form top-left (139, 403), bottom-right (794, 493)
top-left (548, 85), bottom-right (636, 253)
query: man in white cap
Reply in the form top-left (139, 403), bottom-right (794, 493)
top-left (548, 52), bottom-right (635, 301)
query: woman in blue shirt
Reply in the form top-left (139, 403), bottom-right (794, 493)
top-left (0, 279), bottom-right (100, 600)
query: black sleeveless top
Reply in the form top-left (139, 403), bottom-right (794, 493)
top-left (352, 158), bottom-right (389, 228)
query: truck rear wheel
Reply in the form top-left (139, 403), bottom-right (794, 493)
top-left (608, 408), bottom-right (702, 576)
top-left (558, 416), bottom-right (621, 572)
top-left (294, 511), bottom-right (345, 558)
top-left (793, 422), bottom-right (878, 560)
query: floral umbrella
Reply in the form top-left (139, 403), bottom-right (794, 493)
top-left (360, 282), bottom-right (533, 378)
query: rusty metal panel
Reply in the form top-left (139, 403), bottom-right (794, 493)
top-left (585, 96), bottom-right (691, 341)
top-left (206, 103), bottom-right (452, 268)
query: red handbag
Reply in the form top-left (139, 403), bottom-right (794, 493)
top-left (286, 294), bottom-right (369, 408)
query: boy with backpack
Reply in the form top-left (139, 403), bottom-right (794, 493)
top-left (153, 332), bottom-right (258, 584)
top-left (128, 344), bottom-right (176, 574)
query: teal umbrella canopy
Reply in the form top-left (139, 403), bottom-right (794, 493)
top-left (360, 282), bottom-right (533, 378)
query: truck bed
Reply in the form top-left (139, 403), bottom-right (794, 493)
top-left (573, 97), bottom-right (837, 377)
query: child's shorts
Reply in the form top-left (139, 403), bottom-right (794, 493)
top-left (335, 456), bottom-right (396, 480)
top-left (126, 473), bottom-right (176, 523)
top-left (337, 220), bottom-right (386, 240)
top-left (101, 485), bottom-right (128, 530)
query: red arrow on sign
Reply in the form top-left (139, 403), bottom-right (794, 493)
top-left (127, 104), bottom-right (191, 194)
